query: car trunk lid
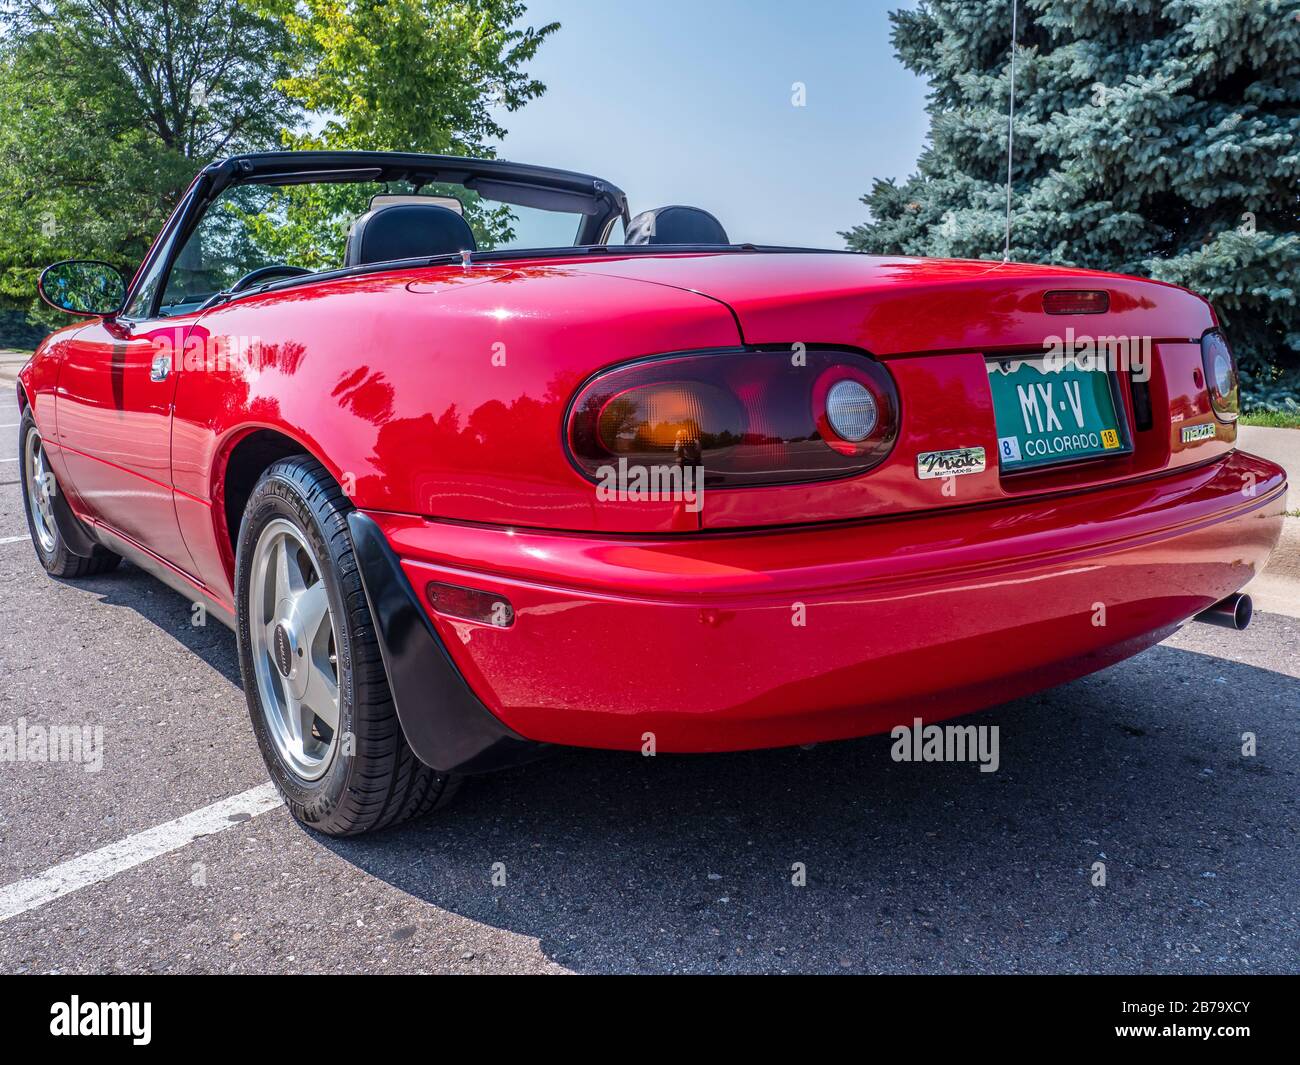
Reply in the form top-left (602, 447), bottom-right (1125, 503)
top-left (565, 252), bottom-right (1230, 530)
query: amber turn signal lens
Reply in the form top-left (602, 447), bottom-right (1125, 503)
top-left (595, 381), bottom-right (741, 460)
top-left (1043, 290), bottom-right (1109, 315)
top-left (426, 581), bottom-right (514, 627)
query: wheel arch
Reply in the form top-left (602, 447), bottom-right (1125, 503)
top-left (215, 425), bottom-right (343, 582)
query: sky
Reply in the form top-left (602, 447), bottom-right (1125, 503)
top-left (493, 0), bottom-right (930, 249)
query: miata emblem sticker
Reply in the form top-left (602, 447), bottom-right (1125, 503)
top-left (916, 446), bottom-right (987, 479)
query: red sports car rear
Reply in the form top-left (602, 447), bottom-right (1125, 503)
top-left (346, 252), bottom-right (1285, 755)
top-left (19, 151), bottom-right (1286, 835)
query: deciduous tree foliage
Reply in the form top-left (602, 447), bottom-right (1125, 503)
top-left (0, 0), bottom-right (297, 332)
top-left (240, 0), bottom-right (559, 259)
top-left (259, 0), bottom-right (556, 157)
top-left (0, 0), bottom-right (556, 339)
top-left (845, 0), bottom-right (1299, 410)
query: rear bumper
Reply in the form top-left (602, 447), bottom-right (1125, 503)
top-left (355, 450), bottom-right (1286, 765)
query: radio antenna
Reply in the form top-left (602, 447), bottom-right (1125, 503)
top-left (1002, 0), bottom-right (1019, 262)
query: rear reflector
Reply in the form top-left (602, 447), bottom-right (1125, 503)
top-left (1043, 290), bottom-right (1109, 315)
top-left (426, 582), bottom-right (514, 627)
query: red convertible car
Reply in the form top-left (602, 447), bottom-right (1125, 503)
top-left (19, 151), bottom-right (1286, 835)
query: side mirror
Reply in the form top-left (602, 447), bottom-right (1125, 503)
top-left (37, 259), bottom-right (127, 317)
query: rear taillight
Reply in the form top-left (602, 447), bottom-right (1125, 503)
top-left (1200, 330), bottom-right (1239, 420)
top-left (566, 348), bottom-right (898, 488)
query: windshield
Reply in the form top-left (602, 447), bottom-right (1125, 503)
top-left (157, 177), bottom-right (589, 317)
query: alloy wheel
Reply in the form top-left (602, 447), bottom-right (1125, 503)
top-left (248, 518), bottom-right (341, 780)
top-left (24, 426), bottom-right (57, 554)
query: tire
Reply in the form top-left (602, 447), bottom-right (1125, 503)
top-left (18, 409), bottom-right (120, 578)
top-left (234, 455), bottom-right (459, 835)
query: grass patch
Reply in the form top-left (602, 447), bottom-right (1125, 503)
top-left (1240, 410), bottom-right (1300, 429)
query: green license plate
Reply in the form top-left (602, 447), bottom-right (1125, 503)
top-left (986, 355), bottom-right (1130, 472)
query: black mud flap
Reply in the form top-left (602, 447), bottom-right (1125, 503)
top-left (346, 511), bottom-right (549, 775)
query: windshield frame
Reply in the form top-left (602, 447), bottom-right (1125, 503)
top-left (120, 151), bottom-right (631, 321)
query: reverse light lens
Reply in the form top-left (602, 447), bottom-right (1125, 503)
top-left (1200, 330), bottom-right (1239, 420)
top-left (567, 348), bottom-right (898, 488)
top-left (825, 379), bottom-right (879, 442)
top-left (425, 582), bottom-right (514, 627)
top-left (1043, 290), bottom-right (1110, 315)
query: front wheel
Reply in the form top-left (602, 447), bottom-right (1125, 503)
top-left (234, 456), bottom-right (459, 835)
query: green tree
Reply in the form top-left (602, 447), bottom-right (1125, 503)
top-left (0, 0), bottom-right (557, 340)
top-left (267, 0), bottom-right (557, 156)
top-left (0, 0), bottom-right (296, 332)
top-left (245, 0), bottom-right (560, 259)
top-left (844, 0), bottom-right (1300, 410)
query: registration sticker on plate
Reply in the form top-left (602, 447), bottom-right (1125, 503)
top-left (987, 355), bottom-right (1131, 472)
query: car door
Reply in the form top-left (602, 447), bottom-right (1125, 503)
top-left (55, 313), bottom-right (201, 574)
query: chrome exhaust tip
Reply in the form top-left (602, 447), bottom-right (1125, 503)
top-left (1194, 593), bottom-right (1253, 631)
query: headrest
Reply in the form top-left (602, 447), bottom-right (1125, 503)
top-left (624, 205), bottom-right (730, 246)
top-left (345, 203), bottom-right (477, 267)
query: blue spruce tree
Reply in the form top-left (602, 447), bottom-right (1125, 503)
top-left (845, 0), bottom-right (1299, 410)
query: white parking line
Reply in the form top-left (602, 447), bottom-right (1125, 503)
top-left (0, 423), bottom-right (17, 429)
top-left (0, 783), bottom-right (283, 922)
top-left (1, 535), bottom-right (28, 545)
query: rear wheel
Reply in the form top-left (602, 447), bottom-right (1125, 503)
top-left (234, 456), bottom-right (459, 835)
top-left (18, 410), bottom-right (120, 578)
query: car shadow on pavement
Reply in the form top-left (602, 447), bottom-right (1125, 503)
top-left (84, 564), bottom-right (1297, 974)
top-left (315, 627), bottom-right (1300, 975)
top-left (79, 562), bottom-right (245, 687)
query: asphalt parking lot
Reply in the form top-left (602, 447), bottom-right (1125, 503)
top-left (1, 384), bottom-right (1297, 974)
